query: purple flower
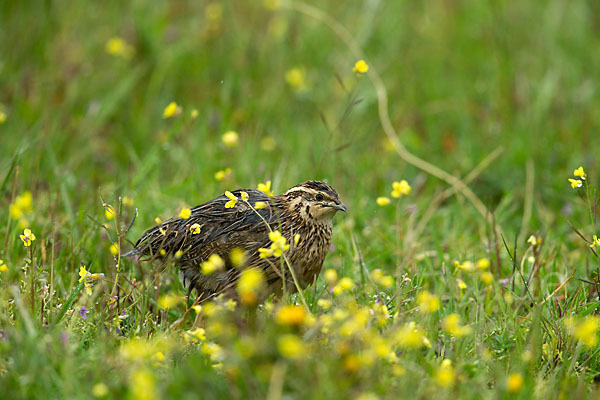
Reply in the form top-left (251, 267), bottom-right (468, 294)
top-left (79, 306), bottom-right (89, 319)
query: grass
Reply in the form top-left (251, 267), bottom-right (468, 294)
top-left (2, 0), bottom-right (600, 398)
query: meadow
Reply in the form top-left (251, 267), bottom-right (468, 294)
top-left (2, 0), bottom-right (600, 398)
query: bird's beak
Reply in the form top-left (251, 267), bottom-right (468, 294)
top-left (333, 203), bottom-right (347, 212)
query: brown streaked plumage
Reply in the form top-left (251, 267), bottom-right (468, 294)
top-left (127, 181), bottom-right (346, 302)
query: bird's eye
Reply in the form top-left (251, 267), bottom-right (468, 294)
top-left (315, 193), bottom-right (324, 201)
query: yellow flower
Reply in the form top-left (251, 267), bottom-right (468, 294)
top-left (236, 268), bottom-right (265, 305)
top-left (454, 260), bottom-right (475, 272)
top-left (185, 327), bottom-right (206, 342)
top-left (92, 383), bottom-right (109, 397)
top-left (565, 316), bottom-right (599, 347)
top-left (476, 258), bottom-right (490, 270)
top-left (20, 228), bottom-right (36, 247)
top-left (480, 271), bottom-right (494, 285)
top-left (129, 368), bottom-right (157, 400)
top-left (442, 314), bottom-right (472, 337)
top-left (14, 191), bottom-right (33, 212)
top-left (285, 67), bottom-right (307, 91)
top-left (574, 166), bottom-right (586, 180)
top-left (568, 178), bottom-right (583, 189)
top-left (417, 291), bottom-right (440, 313)
top-left (506, 373), bottom-right (524, 393)
top-left (257, 180), bottom-right (274, 196)
top-left (214, 167), bottom-right (232, 181)
top-left (158, 293), bottom-right (182, 309)
top-left (105, 37), bottom-right (134, 59)
top-left (190, 109), bottom-right (199, 119)
top-left (110, 243), bottom-right (119, 256)
top-left (0, 111), bottom-right (6, 124)
top-left (122, 196), bottom-right (134, 207)
top-left (324, 269), bottom-right (338, 286)
top-left (229, 248), bottom-right (246, 267)
top-left (0, 260), bottom-right (7, 273)
top-left (391, 180), bottom-right (411, 198)
top-left (192, 305), bottom-right (203, 314)
top-left (254, 201), bottom-right (267, 210)
top-left (190, 223), bottom-right (201, 235)
top-left (240, 191), bottom-right (249, 201)
top-left (370, 269), bottom-right (394, 288)
top-left (103, 204), bottom-right (115, 220)
top-left (79, 265), bottom-right (89, 283)
top-left (154, 217), bottom-right (162, 225)
top-left (201, 254), bottom-right (225, 274)
top-left (352, 59), bottom-right (369, 75)
top-left (276, 305), bottom-right (307, 326)
top-left (376, 197), bottom-right (391, 206)
top-left (277, 334), bottom-right (306, 359)
top-left (456, 278), bottom-right (467, 290)
top-left (259, 230), bottom-right (289, 258)
top-left (179, 208), bottom-right (191, 219)
top-left (333, 277), bottom-right (355, 295)
top-left (396, 322), bottom-right (427, 349)
top-left (163, 102), bottom-right (180, 119)
top-left (590, 235), bottom-right (600, 248)
top-left (222, 131), bottom-right (239, 147)
top-left (224, 191), bottom-right (238, 208)
top-left (435, 359), bottom-right (455, 387)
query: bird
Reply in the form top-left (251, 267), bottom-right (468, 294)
top-left (126, 181), bottom-right (346, 302)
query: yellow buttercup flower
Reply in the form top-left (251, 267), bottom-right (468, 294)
top-left (417, 291), bottom-right (440, 313)
top-left (190, 109), bottom-right (199, 119)
top-left (104, 205), bottom-right (115, 220)
top-left (257, 181), bottom-right (274, 196)
top-left (589, 235), bottom-right (600, 248)
top-left (259, 230), bottom-right (289, 258)
top-left (435, 359), bottom-right (455, 388)
top-left (201, 254), bottom-right (225, 275)
top-left (179, 208), bottom-right (191, 219)
top-left (163, 102), bottom-right (180, 119)
top-left (442, 314), bottom-right (472, 337)
top-left (240, 191), bottom-right (249, 201)
top-left (376, 197), bottom-right (391, 206)
top-left (158, 293), bottom-right (182, 309)
top-left (105, 37), bottom-right (134, 59)
top-left (109, 243), bottom-right (119, 256)
top-left (0, 260), bottom-right (7, 273)
top-left (20, 228), bottom-right (36, 247)
top-left (565, 316), bottom-right (599, 347)
top-left (221, 131), bottom-right (239, 147)
top-left (574, 166), bottom-right (586, 179)
top-left (277, 334), bottom-right (306, 359)
top-left (352, 59), bottom-right (369, 75)
top-left (568, 178), bottom-right (583, 189)
top-left (190, 223), bottom-right (201, 235)
top-left (506, 373), bottom-right (524, 393)
top-left (214, 168), bottom-right (232, 181)
top-left (396, 322), bottom-right (427, 349)
top-left (224, 191), bottom-right (238, 208)
top-left (276, 305), bottom-right (307, 326)
top-left (285, 67), bottom-right (307, 91)
top-left (237, 268), bottom-right (265, 305)
top-left (254, 201), bottom-right (267, 210)
top-left (391, 180), bottom-right (411, 198)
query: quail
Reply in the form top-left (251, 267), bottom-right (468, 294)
top-left (127, 181), bottom-right (346, 302)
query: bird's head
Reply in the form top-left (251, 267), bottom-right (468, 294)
top-left (283, 181), bottom-right (347, 221)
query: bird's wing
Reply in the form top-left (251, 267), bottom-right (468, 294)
top-left (133, 189), bottom-right (277, 266)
